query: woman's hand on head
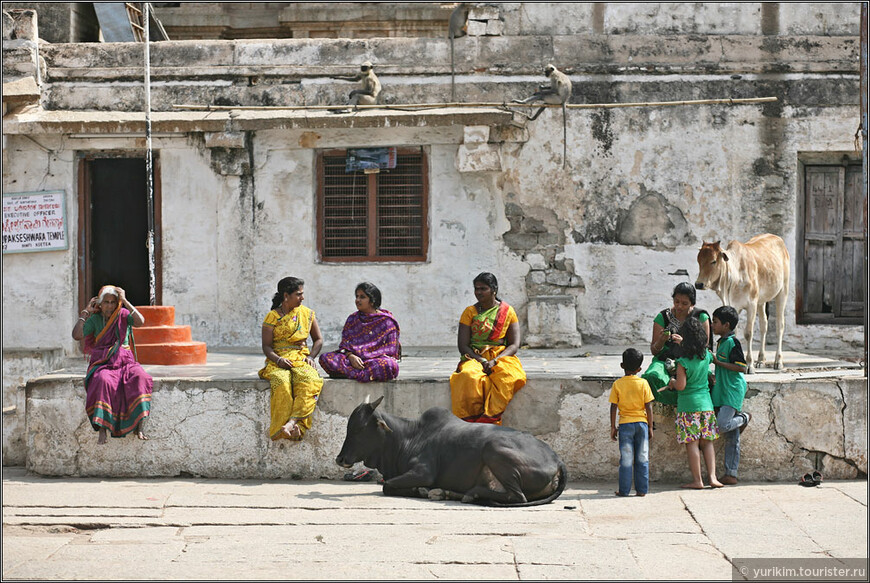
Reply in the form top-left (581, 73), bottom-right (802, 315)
top-left (670, 333), bottom-right (683, 345)
top-left (88, 297), bottom-right (99, 314)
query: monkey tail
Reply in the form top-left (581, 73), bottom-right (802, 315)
top-left (562, 103), bottom-right (568, 169)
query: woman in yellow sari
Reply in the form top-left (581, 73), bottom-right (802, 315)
top-left (450, 272), bottom-right (526, 425)
top-left (259, 277), bottom-right (324, 441)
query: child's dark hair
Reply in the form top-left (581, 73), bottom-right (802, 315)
top-left (622, 348), bottom-right (644, 372)
top-left (712, 305), bottom-right (739, 331)
top-left (677, 316), bottom-right (708, 359)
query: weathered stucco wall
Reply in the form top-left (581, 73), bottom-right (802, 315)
top-left (2, 2), bottom-right (863, 359)
top-left (2, 348), bottom-right (65, 464)
top-left (24, 373), bottom-right (867, 481)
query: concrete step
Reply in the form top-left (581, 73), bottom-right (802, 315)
top-left (135, 305), bottom-right (175, 327)
top-left (20, 371), bottom-right (867, 480)
top-left (132, 325), bottom-right (193, 344)
top-left (131, 306), bottom-right (207, 365)
top-left (135, 341), bottom-right (207, 366)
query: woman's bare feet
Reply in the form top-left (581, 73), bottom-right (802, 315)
top-left (97, 428), bottom-right (108, 445)
top-left (709, 479), bottom-right (724, 488)
top-left (270, 419), bottom-right (300, 441)
top-left (680, 482), bottom-right (705, 489)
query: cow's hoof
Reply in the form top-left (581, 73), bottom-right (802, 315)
top-left (461, 493), bottom-right (475, 504)
top-left (774, 361), bottom-right (785, 370)
top-left (428, 488), bottom-right (446, 501)
top-left (416, 487), bottom-right (430, 497)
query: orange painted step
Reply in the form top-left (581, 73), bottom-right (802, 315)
top-left (135, 341), bottom-right (207, 366)
top-left (135, 305), bottom-right (175, 326)
top-left (132, 325), bottom-right (193, 344)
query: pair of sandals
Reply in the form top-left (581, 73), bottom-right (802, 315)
top-left (799, 470), bottom-right (823, 487)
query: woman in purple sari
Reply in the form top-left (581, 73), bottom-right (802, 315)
top-left (72, 285), bottom-right (153, 444)
top-left (319, 282), bottom-right (401, 383)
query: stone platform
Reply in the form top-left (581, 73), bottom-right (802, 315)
top-left (23, 346), bottom-right (866, 482)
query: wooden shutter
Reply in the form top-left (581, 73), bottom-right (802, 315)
top-left (318, 149), bottom-right (427, 262)
top-left (376, 151), bottom-right (426, 258)
top-left (839, 166), bottom-right (865, 317)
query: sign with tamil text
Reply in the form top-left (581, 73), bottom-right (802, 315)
top-left (2, 191), bottom-right (68, 253)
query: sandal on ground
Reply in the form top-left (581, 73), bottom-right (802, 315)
top-left (799, 473), bottom-right (818, 487)
top-left (344, 468), bottom-right (374, 482)
top-left (811, 470), bottom-right (823, 486)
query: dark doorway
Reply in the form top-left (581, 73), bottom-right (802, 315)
top-left (78, 156), bottom-right (161, 308)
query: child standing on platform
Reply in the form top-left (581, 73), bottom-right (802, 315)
top-left (673, 317), bottom-right (723, 489)
top-left (609, 348), bottom-right (655, 497)
top-left (710, 306), bottom-right (751, 485)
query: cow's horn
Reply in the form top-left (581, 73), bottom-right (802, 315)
top-left (364, 394), bottom-right (370, 404)
top-left (370, 395), bottom-right (384, 410)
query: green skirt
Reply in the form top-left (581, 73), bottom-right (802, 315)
top-left (642, 358), bottom-right (678, 406)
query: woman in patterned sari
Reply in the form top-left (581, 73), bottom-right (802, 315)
top-left (259, 276), bottom-right (324, 441)
top-left (450, 272), bottom-right (526, 425)
top-left (71, 285), bottom-right (153, 444)
top-left (319, 282), bottom-right (401, 382)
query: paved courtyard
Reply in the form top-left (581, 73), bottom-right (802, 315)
top-left (2, 467), bottom-right (866, 580)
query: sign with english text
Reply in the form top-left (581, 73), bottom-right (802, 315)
top-left (2, 191), bottom-right (68, 253)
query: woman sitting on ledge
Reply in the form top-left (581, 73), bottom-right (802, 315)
top-left (71, 285), bottom-right (153, 444)
top-left (259, 276), bottom-right (323, 441)
top-left (642, 282), bottom-right (711, 406)
top-left (450, 272), bottom-right (526, 425)
top-left (319, 282), bottom-right (401, 383)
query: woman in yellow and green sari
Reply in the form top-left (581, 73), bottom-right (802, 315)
top-left (450, 272), bottom-right (526, 425)
top-left (259, 277), bottom-right (324, 441)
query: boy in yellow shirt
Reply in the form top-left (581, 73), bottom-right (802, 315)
top-left (610, 348), bottom-right (655, 496)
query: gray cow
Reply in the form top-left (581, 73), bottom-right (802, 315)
top-left (335, 397), bottom-right (567, 506)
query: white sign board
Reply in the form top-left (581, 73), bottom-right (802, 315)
top-left (2, 191), bottom-right (68, 253)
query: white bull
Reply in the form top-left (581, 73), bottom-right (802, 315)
top-left (695, 234), bottom-right (790, 372)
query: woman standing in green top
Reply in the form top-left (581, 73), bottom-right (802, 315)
top-left (643, 282), bottom-right (711, 405)
top-left (672, 316), bottom-right (722, 489)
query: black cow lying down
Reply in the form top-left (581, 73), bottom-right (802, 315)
top-left (335, 397), bottom-right (567, 506)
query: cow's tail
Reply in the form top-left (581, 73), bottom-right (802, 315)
top-left (491, 459), bottom-right (569, 508)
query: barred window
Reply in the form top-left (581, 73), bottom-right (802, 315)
top-left (317, 148), bottom-right (428, 262)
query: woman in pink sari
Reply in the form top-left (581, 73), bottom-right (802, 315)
top-left (72, 285), bottom-right (153, 444)
top-left (319, 282), bottom-right (401, 382)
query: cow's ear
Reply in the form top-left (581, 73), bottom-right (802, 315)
top-left (369, 395), bottom-right (384, 411)
top-left (376, 418), bottom-right (393, 433)
top-left (721, 252), bottom-right (729, 262)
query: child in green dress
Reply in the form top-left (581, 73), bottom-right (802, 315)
top-left (672, 317), bottom-right (723, 489)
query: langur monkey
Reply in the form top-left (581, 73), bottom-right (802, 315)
top-left (513, 64), bottom-right (573, 167)
top-left (334, 61), bottom-right (382, 107)
top-left (448, 3), bottom-right (469, 102)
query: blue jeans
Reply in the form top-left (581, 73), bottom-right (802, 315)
top-left (618, 422), bottom-right (650, 495)
top-left (716, 406), bottom-right (746, 477)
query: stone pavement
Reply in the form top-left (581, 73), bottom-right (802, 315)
top-left (2, 467), bottom-right (866, 580)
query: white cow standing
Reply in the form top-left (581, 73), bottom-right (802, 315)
top-left (695, 234), bottom-right (790, 372)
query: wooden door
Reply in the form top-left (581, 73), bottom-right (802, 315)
top-left (78, 155), bottom-right (161, 308)
top-left (801, 164), bottom-right (865, 322)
